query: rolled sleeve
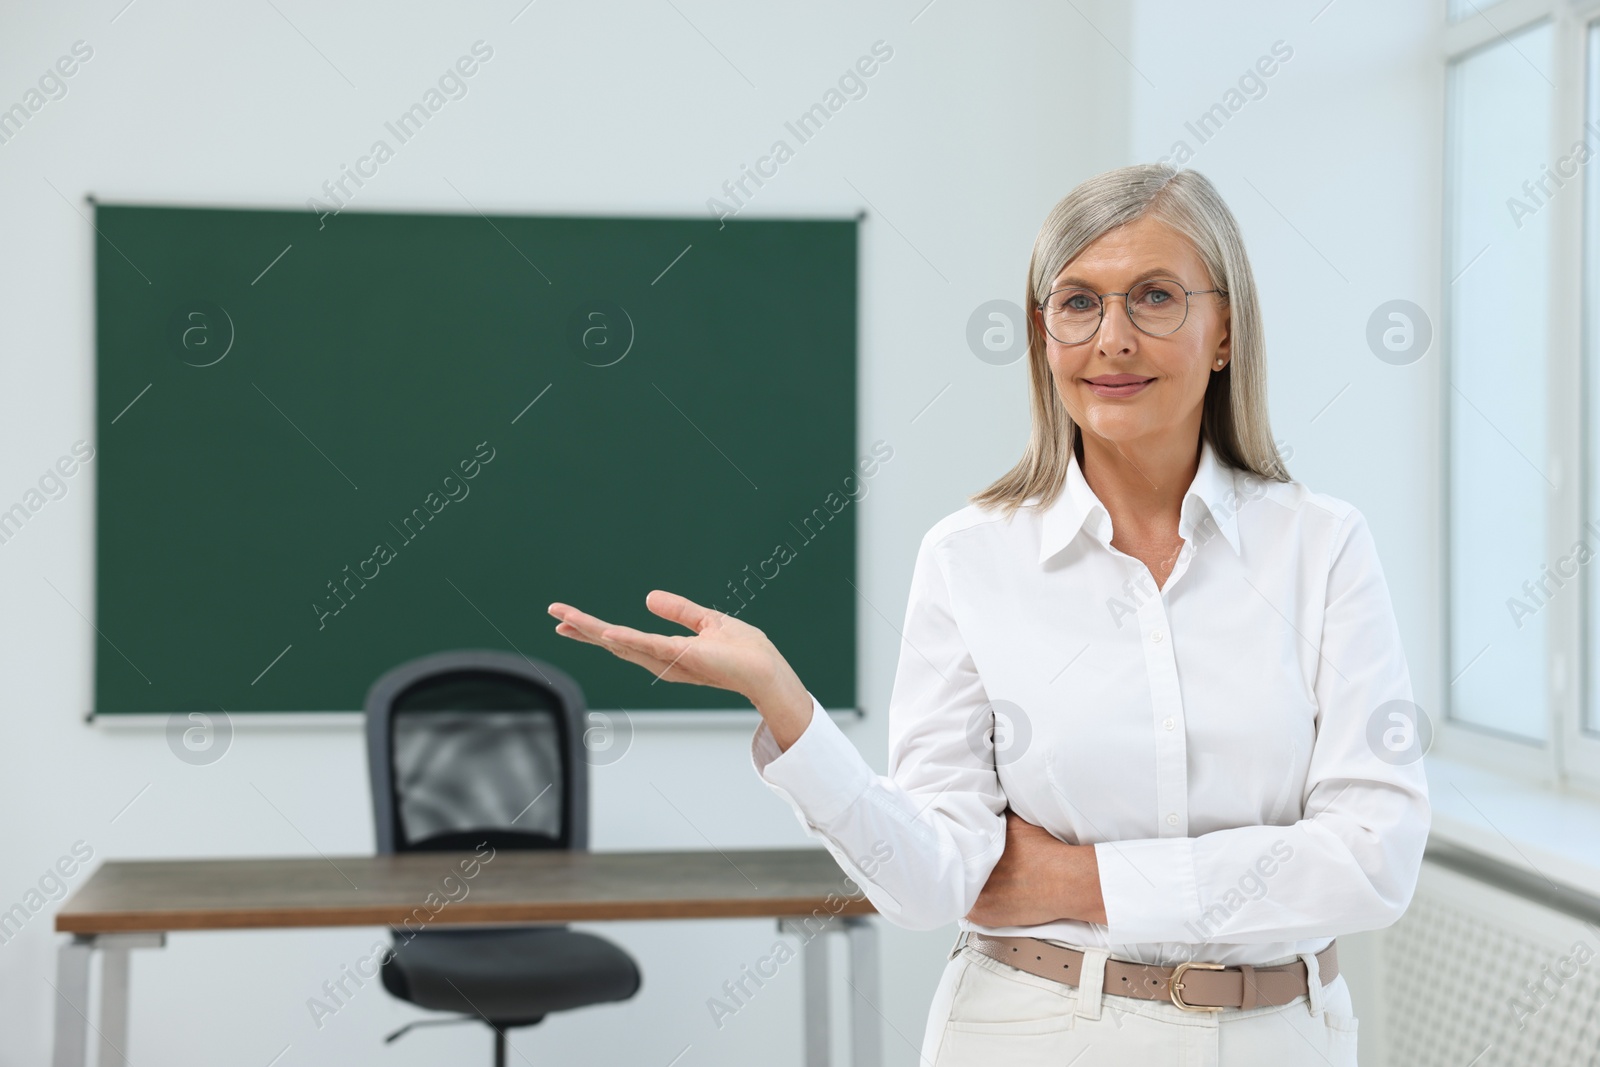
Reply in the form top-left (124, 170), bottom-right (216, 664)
top-left (751, 693), bottom-right (875, 828)
top-left (745, 524), bottom-right (1008, 931)
top-left (1094, 837), bottom-right (1203, 943)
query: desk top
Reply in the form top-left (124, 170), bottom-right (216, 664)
top-left (56, 848), bottom-right (876, 934)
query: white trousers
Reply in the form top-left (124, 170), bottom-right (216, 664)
top-left (920, 935), bottom-right (1360, 1066)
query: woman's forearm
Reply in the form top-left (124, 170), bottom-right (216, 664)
top-left (967, 813), bottom-right (1108, 927)
top-left (749, 671), bottom-right (815, 752)
top-left (1060, 843), bottom-right (1107, 925)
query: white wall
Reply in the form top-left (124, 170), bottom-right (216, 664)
top-left (0, 2), bottom-right (1133, 1065)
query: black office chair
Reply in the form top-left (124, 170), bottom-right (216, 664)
top-left (364, 650), bottom-right (642, 1066)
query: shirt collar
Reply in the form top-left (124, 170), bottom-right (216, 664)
top-left (1036, 437), bottom-right (1242, 564)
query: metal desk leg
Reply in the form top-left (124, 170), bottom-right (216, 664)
top-left (51, 933), bottom-right (165, 1067)
top-left (51, 937), bottom-right (93, 1067)
top-left (780, 918), bottom-right (832, 1067)
top-left (779, 916), bottom-right (880, 1067)
top-left (844, 918), bottom-right (880, 1067)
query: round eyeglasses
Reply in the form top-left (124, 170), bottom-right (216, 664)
top-left (1037, 278), bottom-right (1227, 345)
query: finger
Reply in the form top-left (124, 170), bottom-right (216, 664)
top-left (603, 629), bottom-right (712, 688)
top-left (553, 602), bottom-right (716, 687)
top-left (548, 601), bottom-right (587, 624)
top-left (599, 636), bottom-right (711, 687)
top-left (547, 602), bottom-right (609, 630)
top-left (598, 623), bottom-right (692, 666)
top-left (548, 603), bottom-right (621, 644)
top-left (555, 612), bottom-right (713, 686)
top-left (555, 617), bottom-right (695, 680)
top-left (553, 604), bottom-right (698, 664)
top-left (644, 589), bottom-right (724, 634)
top-left (553, 622), bottom-right (605, 648)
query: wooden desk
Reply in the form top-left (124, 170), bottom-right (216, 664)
top-left (53, 848), bottom-right (880, 1067)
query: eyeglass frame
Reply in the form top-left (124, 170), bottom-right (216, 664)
top-left (1034, 277), bottom-right (1229, 345)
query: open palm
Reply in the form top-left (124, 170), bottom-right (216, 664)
top-left (547, 590), bottom-right (798, 708)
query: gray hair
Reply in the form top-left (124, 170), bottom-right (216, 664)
top-left (971, 162), bottom-right (1289, 516)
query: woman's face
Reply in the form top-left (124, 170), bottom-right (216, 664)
top-left (1038, 215), bottom-right (1230, 454)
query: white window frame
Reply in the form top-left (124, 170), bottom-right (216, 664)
top-left (1439, 0), bottom-right (1600, 796)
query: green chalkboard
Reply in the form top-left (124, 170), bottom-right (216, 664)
top-left (93, 203), bottom-right (859, 714)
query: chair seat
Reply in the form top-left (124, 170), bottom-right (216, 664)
top-left (382, 926), bottom-right (641, 1022)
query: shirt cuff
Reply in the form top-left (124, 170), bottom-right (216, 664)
top-left (749, 692), bottom-right (876, 828)
top-left (1093, 837), bottom-right (1203, 943)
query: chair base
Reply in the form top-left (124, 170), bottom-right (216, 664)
top-left (385, 1013), bottom-right (544, 1067)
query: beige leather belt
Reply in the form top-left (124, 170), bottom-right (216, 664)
top-left (965, 933), bottom-right (1338, 1013)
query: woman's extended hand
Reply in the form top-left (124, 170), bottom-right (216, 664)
top-left (548, 590), bottom-right (814, 749)
top-left (966, 809), bottom-right (1107, 928)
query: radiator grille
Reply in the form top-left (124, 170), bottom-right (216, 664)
top-left (1382, 861), bottom-right (1600, 1066)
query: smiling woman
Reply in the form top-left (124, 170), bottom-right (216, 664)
top-left (548, 162), bottom-right (1427, 1066)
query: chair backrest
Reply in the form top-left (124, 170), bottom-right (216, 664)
top-left (364, 650), bottom-right (590, 855)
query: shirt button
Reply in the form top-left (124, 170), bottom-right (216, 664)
top-left (1150, 629), bottom-right (1165, 643)
top-left (1163, 717), bottom-right (1174, 730)
top-left (1166, 813), bottom-right (1179, 826)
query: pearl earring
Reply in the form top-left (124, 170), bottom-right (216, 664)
top-left (1215, 359), bottom-right (1224, 367)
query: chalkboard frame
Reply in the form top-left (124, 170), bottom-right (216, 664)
top-left (91, 200), bottom-right (862, 716)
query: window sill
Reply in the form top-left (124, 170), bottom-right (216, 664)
top-left (1424, 753), bottom-right (1600, 905)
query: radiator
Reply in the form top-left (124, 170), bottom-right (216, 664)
top-left (1380, 846), bottom-right (1600, 1066)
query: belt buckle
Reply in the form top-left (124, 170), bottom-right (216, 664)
top-left (1169, 960), bottom-right (1226, 1012)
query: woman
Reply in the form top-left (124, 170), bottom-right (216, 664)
top-left (548, 162), bottom-right (1430, 1065)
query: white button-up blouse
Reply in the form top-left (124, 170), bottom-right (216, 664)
top-left (750, 437), bottom-right (1431, 967)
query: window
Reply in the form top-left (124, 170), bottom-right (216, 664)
top-left (1442, 2), bottom-right (1600, 791)
top-left (1445, 19), bottom-right (1555, 745)
top-left (1585, 19), bottom-right (1600, 739)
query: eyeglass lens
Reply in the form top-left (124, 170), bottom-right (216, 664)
top-left (1041, 279), bottom-right (1193, 342)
